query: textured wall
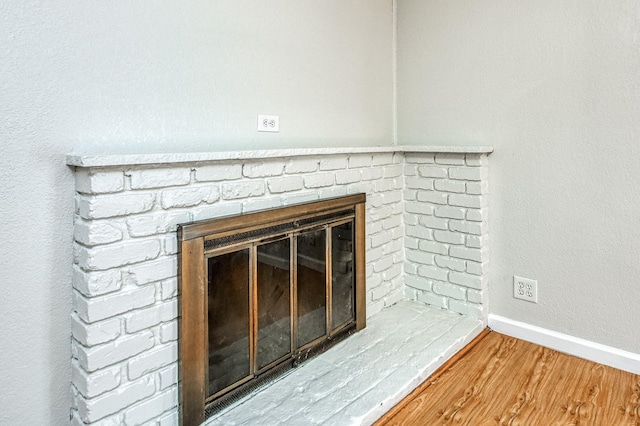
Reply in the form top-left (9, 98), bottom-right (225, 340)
top-left (397, 0), bottom-right (640, 353)
top-left (0, 2), bottom-right (393, 424)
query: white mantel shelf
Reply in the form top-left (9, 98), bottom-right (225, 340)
top-left (66, 145), bottom-right (493, 168)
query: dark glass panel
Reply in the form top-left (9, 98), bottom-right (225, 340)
top-left (207, 249), bottom-right (250, 397)
top-left (331, 221), bottom-right (355, 330)
top-left (296, 229), bottom-right (327, 348)
top-left (256, 239), bottom-right (291, 370)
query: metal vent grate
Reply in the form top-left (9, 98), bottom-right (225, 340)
top-left (204, 210), bottom-right (353, 251)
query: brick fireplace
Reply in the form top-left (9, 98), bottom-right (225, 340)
top-left (67, 146), bottom-right (491, 425)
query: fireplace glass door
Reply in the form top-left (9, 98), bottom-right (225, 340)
top-left (296, 228), bottom-right (327, 348)
top-left (256, 237), bottom-right (291, 371)
top-left (207, 249), bottom-right (251, 397)
top-left (204, 219), bottom-right (355, 402)
top-left (179, 194), bottom-right (366, 425)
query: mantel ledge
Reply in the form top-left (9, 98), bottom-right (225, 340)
top-left (66, 145), bottom-right (493, 168)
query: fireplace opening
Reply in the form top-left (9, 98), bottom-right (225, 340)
top-left (178, 194), bottom-right (366, 425)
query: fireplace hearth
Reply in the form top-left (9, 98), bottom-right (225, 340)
top-left (178, 194), bottom-right (367, 425)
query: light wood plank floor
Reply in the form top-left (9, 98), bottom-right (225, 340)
top-left (376, 330), bottom-right (640, 425)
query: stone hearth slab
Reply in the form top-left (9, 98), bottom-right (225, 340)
top-left (205, 300), bottom-right (484, 426)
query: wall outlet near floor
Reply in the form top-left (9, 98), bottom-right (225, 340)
top-left (513, 275), bottom-right (538, 303)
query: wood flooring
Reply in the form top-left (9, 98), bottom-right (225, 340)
top-left (376, 330), bottom-right (640, 426)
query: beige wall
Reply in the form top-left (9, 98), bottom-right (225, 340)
top-left (0, 2), bottom-right (393, 424)
top-left (398, 0), bottom-right (640, 353)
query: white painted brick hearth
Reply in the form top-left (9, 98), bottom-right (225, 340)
top-left (68, 146), bottom-right (491, 425)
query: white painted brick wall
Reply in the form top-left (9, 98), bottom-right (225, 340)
top-left (128, 168), bottom-right (191, 190)
top-left (401, 153), bottom-right (489, 320)
top-left (319, 156), bottom-right (347, 170)
top-left (348, 154), bottom-right (373, 168)
top-left (418, 165), bottom-right (448, 178)
top-left (361, 167), bottom-right (384, 181)
top-left (404, 152), bottom-right (435, 163)
top-left (74, 286), bottom-right (156, 323)
top-left (374, 179), bottom-right (395, 193)
top-left (335, 169), bottom-right (362, 185)
top-left (434, 179), bottom-right (466, 193)
top-left (242, 196), bottom-right (282, 212)
top-left (75, 170), bottom-right (125, 195)
top-left (160, 186), bottom-right (220, 209)
top-left (282, 191), bottom-right (319, 205)
top-left (124, 304), bottom-right (164, 334)
top-left (195, 164), bottom-right (242, 182)
top-left (435, 255), bottom-right (466, 272)
top-left (160, 278), bottom-right (177, 300)
top-left (124, 386), bottom-right (178, 425)
top-left (371, 152), bottom-right (394, 165)
top-left (449, 166), bottom-right (487, 181)
top-left (123, 257), bottom-right (176, 287)
top-left (73, 267), bottom-right (122, 297)
top-left (419, 239), bottom-right (448, 255)
top-left (383, 164), bottom-right (403, 178)
top-left (126, 211), bottom-right (191, 238)
top-left (267, 176), bottom-right (304, 193)
top-left (71, 314), bottom-right (121, 347)
top-left (158, 412), bottom-right (179, 426)
top-left (157, 365), bottom-right (178, 391)
top-left (303, 173), bottom-right (335, 188)
top-left (243, 161), bottom-right (284, 178)
top-left (76, 376), bottom-right (156, 423)
top-left (160, 321), bottom-right (178, 343)
top-left (76, 239), bottom-right (162, 271)
top-left (434, 206), bottom-right (465, 220)
top-left (221, 180), bottom-right (265, 199)
top-left (72, 361), bottom-right (121, 399)
top-left (73, 330), bottom-right (156, 373)
top-left (70, 150), bottom-right (489, 425)
top-left (192, 202), bottom-right (242, 221)
top-left (75, 220), bottom-right (123, 246)
top-left (285, 158), bottom-right (319, 174)
top-left (435, 153), bottom-right (466, 165)
top-left (78, 193), bottom-right (156, 220)
top-left (127, 342), bottom-right (178, 380)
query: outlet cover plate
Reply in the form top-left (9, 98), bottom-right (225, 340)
top-left (513, 275), bottom-right (538, 303)
top-left (257, 115), bottom-right (279, 132)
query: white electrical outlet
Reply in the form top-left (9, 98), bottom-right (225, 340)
top-left (257, 115), bottom-right (279, 132)
top-left (513, 275), bottom-right (538, 303)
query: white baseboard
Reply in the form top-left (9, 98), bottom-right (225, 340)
top-left (488, 314), bottom-right (640, 375)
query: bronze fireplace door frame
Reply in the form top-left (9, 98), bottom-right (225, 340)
top-left (177, 193), bottom-right (366, 426)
